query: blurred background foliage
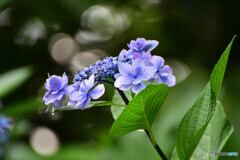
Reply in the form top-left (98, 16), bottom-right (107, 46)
top-left (0, 0), bottom-right (239, 159)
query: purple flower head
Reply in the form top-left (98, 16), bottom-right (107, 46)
top-left (150, 56), bottom-right (176, 87)
top-left (69, 75), bottom-right (105, 110)
top-left (114, 58), bottom-right (156, 94)
top-left (128, 38), bottom-right (159, 56)
top-left (43, 73), bottom-right (72, 114)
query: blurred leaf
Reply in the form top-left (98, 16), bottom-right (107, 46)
top-left (0, 0), bottom-right (10, 8)
top-left (175, 36), bottom-right (235, 160)
top-left (172, 102), bottom-right (234, 160)
top-left (0, 66), bottom-right (33, 99)
top-left (111, 90), bottom-right (131, 120)
top-left (110, 84), bottom-right (168, 137)
top-left (55, 101), bottom-right (125, 112)
top-left (1, 98), bottom-right (41, 116)
top-left (210, 35), bottom-right (236, 98)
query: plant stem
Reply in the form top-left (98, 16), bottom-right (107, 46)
top-left (145, 130), bottom-right (168, 160)
top-left (116, 89), bottom-right (168, 160)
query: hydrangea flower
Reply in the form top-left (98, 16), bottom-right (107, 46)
top-left (43, 73), bottom-right (71, 114)
top-left (128, 38), bottom-right (159, 59)
top-left (150, 56), bottom-right (176, 87)
top-left (114, 58), bottom-right (156, 93)
top-left (69, 75), bottom-right (105, 109)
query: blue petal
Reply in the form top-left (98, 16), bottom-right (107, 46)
top-left (60, 72), bottom-right (68, 88)
top-left (117, 83), bottom-right (132, 91)
top-left (119, 49), bottom-right (128, 58)
top-left (157, 74), bottom-right (176, 87)
top-left (138, 66), bottom-right (156, 81)
top-left (151, 56), bottom-right (164, 70)
top-left (132, 78), bottom-right (141, 85)
top-left (115, 76), bottom-right (134, 85)
top-left (89, 84), bottom-right (105, 99)
top-left (159, 65), bottom-right (173, 76)
top-left (142, 40), bottom-right (159, 51)
top-left (132, 58), bottom-right (144, 76)
top-left (75, 96), bottom-right (91, 110)
top-left (132, 82), bottom-right (147, 94)
top-left (85, 75), bottom-right (95, 91)
top-left (118, 63), bottom-right (134, 77)
top-left (49, 76), bottom-right (62, 90)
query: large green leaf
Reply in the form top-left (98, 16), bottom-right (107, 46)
top-left (210, 35), bottom-right (236, 98)
top-left (171, 102), bottom-right (234, 160)
top-left (0, 66), bottom-right (33, 99)
top-left (175, 36), bottom-right (235, 160)
top-left (176, 83), bottom-right (216, 159)
top-left (110, 84), bottom-right (168, 137)
top-left (110, 90), bottom-right (131, 120)
top-left (55, 101), bottom-right (125, 112)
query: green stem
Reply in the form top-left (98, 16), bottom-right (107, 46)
top-left (145, 129), bottom-right (168, 160)
top-left (115, 88), bottom-right (168, 160)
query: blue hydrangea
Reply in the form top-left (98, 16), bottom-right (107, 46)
top-left (128, 38), bottom-right (159, 60)
top-left (114, 58), bottom-right (156, 93)
top-left (43, 38), bottom-right (176, 111)
top-left (43, 73), bottom-right (72, 114)
top-left (69, 75), bottom-right (105, 109)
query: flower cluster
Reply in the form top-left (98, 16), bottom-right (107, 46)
top-left (74, 56), bottom-right (133, 82)
top-left (43, 38), bottom-right (175, 114)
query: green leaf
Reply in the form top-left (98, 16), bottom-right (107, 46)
top-left (176, 84), bottom-right (216, 160)
top-left (175, 36), bottom-right (235, 160)
top-left (210, 35), bottom-right (236, 98)
top-left (1, 98), bottom-right (41, 116)
top-left (171, 102), bottom-right (234, 160)
top-left (0, 66), bottom-right (33, 99)
top-left (55, 101), bottom-right (125, 112)
top-left (110, 84), bottom-right (168, 137)
top-left (111, 90), bottom-right (131, 120)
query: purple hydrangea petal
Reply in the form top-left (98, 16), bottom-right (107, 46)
top-left (132, 78), bottom-right (141, 85)
top-left (117, 83), bottom-right (132, 91)
top-left (85, 75), bottom-right (95, 91)
top-left (132, 52), bottom-right (142, 59)
top-left (89, 84), bottom-right (105, 99)
top-left (138, 66), bottom-right (156, 81)
top-left (64, 85), bottom-right (74, 94)
top-left (75, 96), bottom-right (91, 110)
top-left (49, 76), bottom-right (61, 90)
top-left (70, 92), bottom-right (84, 101)
top-left (142, 40), bottom-right (159, 51)
top-left (114, 73), bottom-right (121, 79)
top-left (132, 82), bottom-right (147, 93)
top-left (115, 76), bottom-right (134, 85)
top-left (137, 38), bottom-right (147, 50)
top-left (142, 51), bottom-right (152, 60)
top-left (132, 58), bottom-right (144, 76)
top-left (60, 72), bottom-right (68, 88)
top-left (68, 100), bottom-right (77, 106)
top-left (159, 65), bottom-right (173, 76)
top-left (118, 63), bottom-right (134, 77)
top-left (157, 74), bottom-right (176, 87)
top-left (53, 95), bottom-right (66, 108)
top-left (119, 49), bottom-right (128, 58)
top-left (151, 56), bottom-right (164, 70)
